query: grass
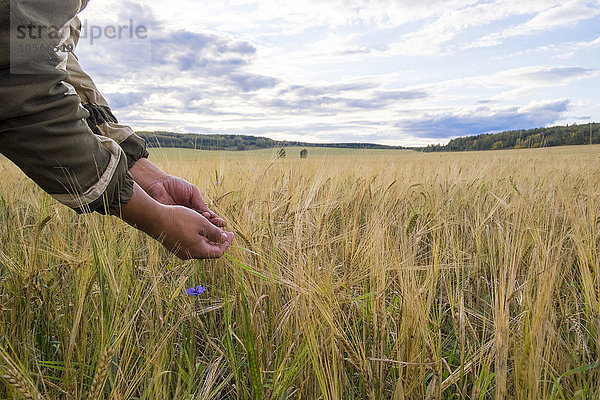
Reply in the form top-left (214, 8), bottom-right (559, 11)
top-left (0, 145), bottom-right (599, 399)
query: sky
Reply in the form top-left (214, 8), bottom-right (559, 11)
top-left (76, 0), bottom-right (600, 146)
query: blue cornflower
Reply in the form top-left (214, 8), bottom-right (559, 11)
top-left (186, 285), bottom-right (207, 296)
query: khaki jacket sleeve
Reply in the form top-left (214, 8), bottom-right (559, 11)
top-left (65, 17), bottom-right (149, 169)
top-left (0, 1), bottom-right (133, 214)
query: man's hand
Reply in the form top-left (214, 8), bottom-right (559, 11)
top-left (130, 158), bottom-right (226, 227)
top-left (119, 183), bottom-right (234, 260)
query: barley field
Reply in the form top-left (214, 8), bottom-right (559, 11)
top-left (1, 145), bottom-right (599, 399)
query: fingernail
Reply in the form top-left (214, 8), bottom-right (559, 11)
top-left (221, 232), bottom-right (228, 243)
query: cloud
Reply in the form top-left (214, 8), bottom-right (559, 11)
top-left (469, 0), bottom-right (600, 48)
top-left (151, 31), bottom-right (256, 74)
top-left (270, 83), bottom-right (428, 111)
top-left (402, 99), bottom-right (570, 138)
top-left (151, 0), bottom-right (481, 32)
top-left (77, 1), bottom-right (259, 82)
top-left (589, 36), bottom-right (600, 47)
top-left (519, 67), bottom-right (597, 83)
top-left (104, 92), bottom-right (148, 109)
top-left (503, 0), bottom-right (600, 35)
top-left (386, 0), bottom-right (580, 55)
top-left (404, 66), bottom-right (599, 103)
top-left (281, 82), bottom-right (379, 97)
top-left (230, 73), bottom-right (280, 92)
top-left (345, 90), bottom-right (428, 108)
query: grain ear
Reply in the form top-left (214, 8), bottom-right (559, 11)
top-left (2, 368), bottom-right (44, 400)
top-left (88, 349), bottom-right (115, 400)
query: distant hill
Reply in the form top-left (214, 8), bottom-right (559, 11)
top-left (137, 131), bottom-right (405, 151)
top-left (421, 123), bottom-right (599, 152)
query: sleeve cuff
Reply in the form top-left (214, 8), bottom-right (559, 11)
top-left (107, 171), bottom-right (135, 215)
top-left (81, 103), bottom-right (149, 168)
top-left (120, 133), bottom-right (150, 169)
top-left (71, 149), bottom-right (134, 215)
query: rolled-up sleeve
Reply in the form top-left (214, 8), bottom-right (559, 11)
top-left (0, 2), bottom-right (133, 214)
top-left (0, 66), bottom-right (133, 214)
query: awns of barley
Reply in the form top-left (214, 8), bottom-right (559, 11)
top-left (2, 368), bottom-right (44, 400)
top-left (88, 349), bottom-right (115, 400)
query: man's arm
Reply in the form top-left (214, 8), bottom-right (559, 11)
top-left (0, 66), bottom-right (132, 214)
top-left (0, 63), bottom-right (234, 258)
top-left (0, 4), bottom-right (233, 259)
top-left (0, 3), bottom-right (134, 214)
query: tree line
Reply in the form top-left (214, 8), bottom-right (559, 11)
top-left (137, 132), bottom-right (404, 150)
top-left (136, 132), bottom-right (404, 151)
top-left (422, 123), bottom-right (599, 152)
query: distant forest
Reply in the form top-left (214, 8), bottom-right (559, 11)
top-left (138, 123), bottom-right (599, 152)
top-left (137, 132), bottom-right (404, 151)
top-left (422, 123), bottom-right (599, 152)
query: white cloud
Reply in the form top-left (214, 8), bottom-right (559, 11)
top-left (469, 0), bottom-right (600, 48)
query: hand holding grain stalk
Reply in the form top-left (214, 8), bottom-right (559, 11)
top-left (124, 159), bottom-right (235, 260)
top-left (120, 181), bottom-right (235, 260)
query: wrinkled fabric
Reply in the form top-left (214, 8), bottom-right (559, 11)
top-left (0, 0), bottom-right (147, 214)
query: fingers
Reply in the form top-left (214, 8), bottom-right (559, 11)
top-left (178, 231), bottom-right (235, 260)
top-left (197, 215), bottom-right (231, 244)
top-left (163, 177), bottom-right (227, 226)
top-left (190, 188), bottom-right (227, 226)
top-left (201, 211), bottom-right (226, 227)
top-left (198, 232), bottom-right (235, 259)
top-left (207, 215), bottom-right (227, 228)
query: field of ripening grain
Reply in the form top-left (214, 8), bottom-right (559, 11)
top-left (1, 145), bottom-right (599, 399)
